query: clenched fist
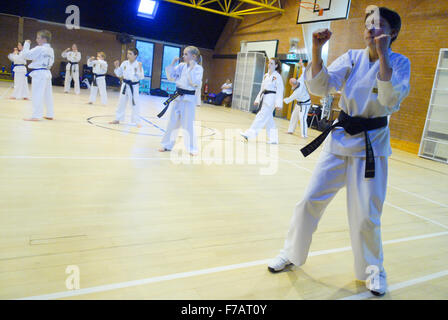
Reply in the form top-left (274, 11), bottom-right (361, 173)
top-left (374, 34), bottom-right (391, 57)
top-left (312, 28), bottom-right (332, 50)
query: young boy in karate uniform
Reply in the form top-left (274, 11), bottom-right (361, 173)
top-left (87, 52), bottom-right (108, 105)
top-left (158, 46), bottom-right (203, 156)
top-left (240, 58), bottom-right (284, 144)
top-left (109, 48), bottom-right (144, 127)
top-left (284, 70), bottom-right (311, 137)
top-left (62, 44), bottom-right (81, 94)
top-left (21, 30), bottom-right (55, 121)
top-left (8, 42), bottom-right (30, 100)
top-left (267, 7), bottom-right (411, 297)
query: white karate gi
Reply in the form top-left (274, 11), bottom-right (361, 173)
top-left (284, 73), bottom-right (311, 137)
top-left (21, 42), bottom-right (55, 119)
top-left (113, 60), bottom-right (144, 125)
top-left (8, 52), bottom-right (29, 99)
top-left (280, 47), bottom-right (411, 280)
top-left (242, 71), bottom-right (284, 144)
top-left (161, 62), bottom-right (203, 154)
top-left (88, 59), bottom-right (108, 105)
top-left (62, 50), bottom-right (81, 94)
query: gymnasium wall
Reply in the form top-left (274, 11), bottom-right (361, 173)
top-left (210, 0), bottom-right (448, 154)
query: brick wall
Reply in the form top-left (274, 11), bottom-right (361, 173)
top-left (211, 0), bottom-right (448, 154)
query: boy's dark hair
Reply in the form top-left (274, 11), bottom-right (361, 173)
top-left (128, 48), bottom-right (139, 56)
top-left (365, 7), bottom-right (401, 44)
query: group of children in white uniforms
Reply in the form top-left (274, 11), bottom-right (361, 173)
top-left (6, 5), bottom-right (412, 297)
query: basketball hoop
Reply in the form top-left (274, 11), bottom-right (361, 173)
top-left (298, 1), bottom-right (324, 16)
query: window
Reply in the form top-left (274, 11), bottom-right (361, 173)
top-left (136, 40), bottom-right (154, 95)
top-left (161, 45), bottom-right (181, 94)
top-left (137, 0), bottom-right (159, 19)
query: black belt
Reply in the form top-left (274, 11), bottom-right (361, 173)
top-left (67, 62), bottom-right (78, 77)
top-left (300, 110), bottom-right (388, 178)
top-left (293, 99), bottom-right (311, 113)
top-left (252, 90), bottom-right (276, 114)
top-left (26, 68), bottom-right (48, 77)
top-left (122, 80), bottom-right (140, 106)
top-left (92, 73), bottom-right (106, 87)
top-left (157, 87), bottom-right (196, 118)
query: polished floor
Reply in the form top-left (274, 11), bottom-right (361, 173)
top-left (0, 82), bottom-right (447, 300)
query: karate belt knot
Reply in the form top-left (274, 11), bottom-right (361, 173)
top-left (92, 73), bottom-right (106, 87)
top-left (253, 90), bottom-right (276, 114)
top-left (300, 110), bottom-right (387, 178)
top-left (157, 87), bottom-right (196, 118)
top-left (67, 62), bottom-right (78, 77)
top-left (296, 98), bottom-right (311, 112)
top-left (122, 79), bottom-right (140, 106)
top-left (26, 68), bottom-right (48, 77)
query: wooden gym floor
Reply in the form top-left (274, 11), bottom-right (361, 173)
top-left (0, 81), bottom-right (447, 300)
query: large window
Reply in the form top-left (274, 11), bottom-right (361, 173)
top-left (136, 40), bottom-right (154, 95)
top-left (161, 45), bottom-right (181, 94)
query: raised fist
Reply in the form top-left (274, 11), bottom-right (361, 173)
top-left (312, 28), bottom-right (332, 49)
top-left (374, 34), bottom-right (391, 57)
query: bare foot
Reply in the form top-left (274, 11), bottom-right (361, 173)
top-left (44, 117), bottom-right (53, 120)
top-left (9, 97), bottom-right (16, 100)
top-left (109, 120), bottom-right (119, 124)
top-left (286, 132), bottom-right (293, 135)
top-left (23, 118), bottom-right (40, 121)
top-left (136, 124), bottom-right (142, 128)
top-left (87, 102), bottom-right (93, 105)
top-left (159, 148), bottom-right (170, 152)
top-left (23, 98), bottom-right (29, 100)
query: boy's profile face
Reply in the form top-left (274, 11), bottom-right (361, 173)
top-left (127, 51), bottom-right (137, 62)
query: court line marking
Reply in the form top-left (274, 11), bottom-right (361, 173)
top-left (339, 269), bottom-right (448, 300)
top-left (16, 231), bottom-right (448, 300)
top-left (388, 185), bottom-right (448, 208)
top-left (384, 201), bottom-right (448, 230)
top-left (280, 157), bottom-right (448, 229)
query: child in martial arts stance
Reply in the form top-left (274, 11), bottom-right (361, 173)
top-left (284, 68), bottom-right (311, 137)
top-left (159, 46), bottom-right (203, 156)
top-left (109, 48), bottom-right (144, 127)
top-left (8, 42), bottom-right (30, 100)
top-left (21, 30), bottom-right (55, 121)
top-left (62, 44), bottom-right (81, 94)
top-left (87, 52), bottom-right (108, 105)
top-left (268, 6), bottom-right (411, 297)
top-left (240, 58), bottom-right (284, 144)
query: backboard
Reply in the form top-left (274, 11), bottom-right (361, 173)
top-left (297, 0), bottom-right (351, 24)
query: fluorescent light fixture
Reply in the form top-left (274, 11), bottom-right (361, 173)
top-left (138, 0), bottom-right (159, 19)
